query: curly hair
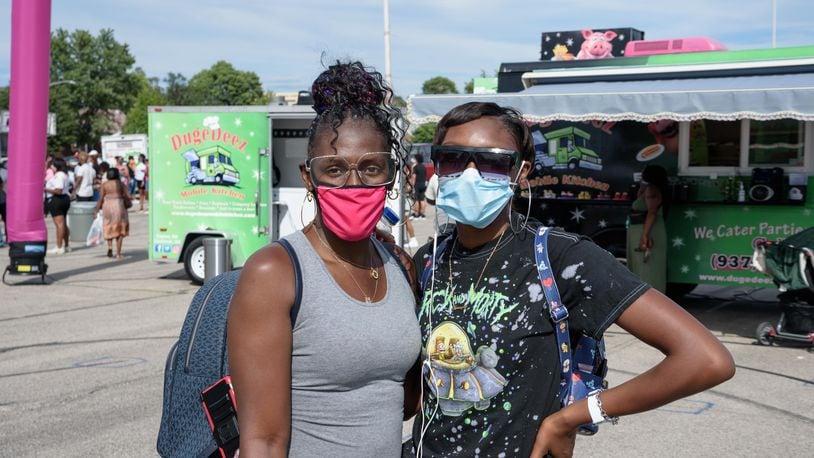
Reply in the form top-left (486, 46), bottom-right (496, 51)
top-left (307, 61), bottom-right (411, 191)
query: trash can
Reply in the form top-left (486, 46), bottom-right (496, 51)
top-left (203, 238), bottom-right (232, 283)
top-left (67, 202), bottom-right (97, 243)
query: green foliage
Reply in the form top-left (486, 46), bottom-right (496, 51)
top-left (391, 95), bottom-right (407, 109)
top-left (410, 122), bottom-right (437, 144)
top-left (187, 61), bottom-right (265, 105)
top-left (163, 72), bottom-right (191, 105)
top-left (464, 80), bottom-right (474, 94)
top-left (0, 86), bottom-right (8, 109)
top-left (422, 76), bottom-right (458, 95)
top-left (48, 28), bottom-right (141, 151)
top-left (123, 70), bottom-right (166, 134)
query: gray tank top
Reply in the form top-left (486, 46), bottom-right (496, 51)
top-left (284, 231), bottom-right (421, 457)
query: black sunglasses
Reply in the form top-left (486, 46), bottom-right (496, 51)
top-left (431, 145), bottom-right (520, 181)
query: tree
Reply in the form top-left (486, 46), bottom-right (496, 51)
top-left (410, 122), bottom-right (437, 144)
top-left (187, 61), bottom-right (266, 106)
top-left (422, 76), bottom-right (458, 95)
top-left (464, 80), bottom-right (474, 94)
top-left (164, 72), bottom-right (191, 105)
top-left (391, 95), bottom-right (407, 109)
top-left (0, 86), bottom-right (8, 109)
top-left (48, 28), bottom-right (141, 152)
top-left (123, 70), bottom-right (166, 134)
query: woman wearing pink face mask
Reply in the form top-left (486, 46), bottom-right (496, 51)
top-left (227, 61), bottom-right (422, 457)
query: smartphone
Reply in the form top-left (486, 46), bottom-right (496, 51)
top-left (201, 376), bottom-right (240, 458)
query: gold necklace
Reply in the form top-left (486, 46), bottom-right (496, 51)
top-left (448, 229), bottom-right (507, 310)
top-left (313, 226), bottom-right (380, 302)
top-left (313, 226), bottom-right (379, 279)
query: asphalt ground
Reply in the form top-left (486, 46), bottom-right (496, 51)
top-left (0, 205), bottom-right (812, 457)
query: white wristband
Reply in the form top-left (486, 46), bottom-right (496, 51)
top-left (587, 392), bottom-right (606, 424)
top-left (587, 390), bottom-right (618, 425)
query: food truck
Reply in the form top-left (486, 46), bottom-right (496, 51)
top-left (101, 133), bottom-right (148, 165)
top-left (408, 44), bottom-right (814, 293)
top-left (148, 105), bottom-right (405, 283)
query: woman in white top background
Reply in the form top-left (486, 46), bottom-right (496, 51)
top-left (44, 157), bottom-right (71, 254)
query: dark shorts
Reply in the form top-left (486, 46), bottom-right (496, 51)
top-left (46, 195), bottom-right (71, 217)
top-left (135, 179), bottom-right (145, 190)
top-left (76, 195), bottom-right (95, 202)
top-left (413, 188), bottom-right (426, 202)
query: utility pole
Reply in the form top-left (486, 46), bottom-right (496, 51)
top-left (383, 0), bottom-right (392, 90)
top-left (772, 0), bottom-right (777, 48)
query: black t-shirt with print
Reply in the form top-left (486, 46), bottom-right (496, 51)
top-left (409, 216), bottom-right (649, 458)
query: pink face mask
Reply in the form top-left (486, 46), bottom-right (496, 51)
top-left (316, 186), bottom-right (386, 241)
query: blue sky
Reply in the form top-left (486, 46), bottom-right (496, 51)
top-left (1, 0), bottom-right (813, 97)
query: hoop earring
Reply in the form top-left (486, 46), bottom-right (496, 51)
top-left (387, 188), bottom-right (399, 200)
top-left (509, 179), bottom-right (532, 234)
top-left (300, 191), bottom-right (316, 228)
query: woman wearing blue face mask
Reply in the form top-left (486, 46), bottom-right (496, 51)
top-left (406, 102), bottom-right (734, 458)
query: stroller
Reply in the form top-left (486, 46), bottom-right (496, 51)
top-left (751, 227), bottom-right (814, 351)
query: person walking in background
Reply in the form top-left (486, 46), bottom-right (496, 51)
top-left (134, 153), bottom-right (148, 212)
top-left (410, 153), bottom-right (427, 219)
top-left (626, 164), bottom-right (668, 293)
top-left (0, 175), bottom-right (6, 247)
top-left (94, 167), bottom-right (131, 259)
top-left (44, 157), bottom-right (72, 254)
top-left (71, 151), bottom-right (96, 202)
top-left (93, 162), bottom-right (110, 201)
top-left (127, 156), bottom-right (137, 195)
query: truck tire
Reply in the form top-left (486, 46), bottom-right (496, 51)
top-left (568, 158), bottom-right (578, 170)
top-left (215, 174), bottom-right (223, 184)
top-left (666, 282), bottom-right (697, 300)
top-left (183, 237), bottom-right (207, 285)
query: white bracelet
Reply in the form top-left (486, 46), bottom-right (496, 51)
top-left (587, 390), bottom-right (619, 425)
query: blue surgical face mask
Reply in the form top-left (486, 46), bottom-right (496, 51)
top-left (436, 167), bottom-right (514, 229)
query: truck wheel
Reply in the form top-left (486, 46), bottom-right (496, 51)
top-left (215, 174), bottom-right (223, 184)
top-left (755, 321), bottom-right (774, 346)
top-left (666, 282), bottom-right (697, 300)
top-left (183, 237), bottom-right (207, 285)
top-left (568, 159), bottom-right (578, 170)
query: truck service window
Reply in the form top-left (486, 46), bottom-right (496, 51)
top-left (749, 119), bottom-right (805, 167)
top-left (689, 120), bottom-right (741, 167)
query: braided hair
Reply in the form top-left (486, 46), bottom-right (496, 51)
top-left (307, 61), bottom-right (410, 189)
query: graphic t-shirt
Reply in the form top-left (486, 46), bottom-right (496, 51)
top-left (410, 216), bottom-right (648, 457)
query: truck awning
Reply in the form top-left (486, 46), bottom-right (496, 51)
top-left (407, 73), bottom-right (814, 124)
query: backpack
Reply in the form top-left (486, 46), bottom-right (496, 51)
top-left (157, 239), bottom-right (302, 458)
top-left (157, 238), bottom-right (411, 457)
top-left (419, 226), bottom-right (608, 435)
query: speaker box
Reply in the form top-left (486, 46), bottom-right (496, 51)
top-left (749, 167), bottom-right (784, 202)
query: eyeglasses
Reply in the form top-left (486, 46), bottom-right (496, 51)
top-left (431, 146), bottom-right (520, 182)
top-left (305, 152), bottom-right (396, 189)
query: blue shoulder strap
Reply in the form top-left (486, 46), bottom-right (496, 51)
top-left (533, 226), bottom-right (573, 406)
top-left (419, 236), bottom-right (451, 293)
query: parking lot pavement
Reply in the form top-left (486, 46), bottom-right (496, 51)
top-left (1, 208), bottom-right (812, 456)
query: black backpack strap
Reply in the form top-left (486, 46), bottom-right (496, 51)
top-left (533, 226), bottom-right (573, 407)
top-left (382, 242), bottom-right (411, 284)
top-left (276, 238), bottom-right (302, 327)
top-left (419, 233), bottom-right (452, 294)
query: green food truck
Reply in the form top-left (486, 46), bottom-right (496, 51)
top-left (409, 44), bottom-right (814, 294)
top-left (148, 105), bottom-right (315, 283)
